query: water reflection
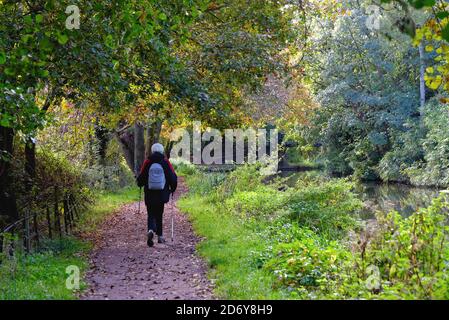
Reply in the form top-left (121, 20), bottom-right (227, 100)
top-left (354, 182), bottom-right (441, 219)
top-left (278, 171), bottom-right (442, 219)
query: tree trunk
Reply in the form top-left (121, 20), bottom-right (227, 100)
top-left (419, 43), bottom-right (426, 111)
top-left (115, 118), bottom-right (162, 175)
top-left (145, 119), bottom-right (162, 158)
top-left (94, 123), bottom-right (109, 167)
top-left (134, 122), bottom-right (145, 175)
top-left (0, 126), bottom-right (18, 221)
top-left (115, 128), bottom-right (135, 174)
top-left (165, 141), bottom-right (175, 159)
top-left (24, 136), bottom-right (36, 250)
top-left (24, 137), bottom-right (36, 185)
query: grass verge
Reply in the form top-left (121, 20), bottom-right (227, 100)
top-left (178, 195), bottom-right (284, 299)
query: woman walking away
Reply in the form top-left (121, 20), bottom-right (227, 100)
top-left (137, 143), bottom-right (177, 247)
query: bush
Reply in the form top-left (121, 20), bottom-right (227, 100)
top-left (82, 161), bottom-right (134, 192)
top-left (351, 194), bottom-right (449, 299)
top-left (225, 185), bottom-right (288, 219)
top-left (261, 195), bottom-right (449, 300)
top-left (405, 102), bottom-right (449, 187)
top-left (287, 179), bottom-right (362, 239)
top-left (377, 125), bottom-right (424, 183)
top-left (8, 147), bottom-right (92, 213)
top-left (370, 99), bottom-right (449, 187)
top-left (264, 227), bottom-right (352, 299)
top-left (215, 165), bottom-right (265, 200)
top-left (0, 147), bottom-right (93, 234)
top-left (184, 171), bottom-right (227, 198)
top-left (171, 158), bottom-right (198, 176)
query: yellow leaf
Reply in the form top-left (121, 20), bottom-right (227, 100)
top-left (429, 78), bottom-right (442, 90)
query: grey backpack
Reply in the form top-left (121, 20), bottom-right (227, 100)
top-left (148, 163), bottom-right (166, 190)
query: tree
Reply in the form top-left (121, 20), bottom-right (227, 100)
top-left (304, 0), bottom-right (426, 179)
top-left (380, 0), bottom-right (449, 95)
top-left (0, 0), bottom-right (202, 218)
top-left (112, 0), bottom-right (303, 171)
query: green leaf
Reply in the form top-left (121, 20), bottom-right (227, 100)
top-left (39, 37), bottom-right (53, 51)
top-left (21, 34), bottom-right (32, 43)
top-left (35, 14), bottom-right (44, 24)
top-left (57, 33), bottom-right (69, 45)
top-left (442, 25), bottom-right (449, 42)
top-left (191, 7), bottom-right (200, 18)
top-left (436, 11), bottom-right (449, 20)
top-left (104, 34), bottom-right (114, 48)
top-left (0, 117), bottom-right (10, 127)
top-left (24, 15), bottom-right (33, 25)
top-left (0, 51), bottom-right (6, 65)
top-left (4, 67), bottom-right (15, 76)
top-left (158, 12), bottom-right (167, 21)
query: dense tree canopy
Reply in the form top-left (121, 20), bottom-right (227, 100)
top-left (4, 0), bottom-right (449, 302)
top-left (1, 0), bottom-right (307, 220)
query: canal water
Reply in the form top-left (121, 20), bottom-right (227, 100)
top-left (279, 172), bottom-right (443, 219)
top-left (353, 181), bottom-right (441, 219)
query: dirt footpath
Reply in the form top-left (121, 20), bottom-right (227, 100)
top-left (81, 180), bottom-right (214, 300)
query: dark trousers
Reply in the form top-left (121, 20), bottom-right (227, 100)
top-left (147, 202), bottom-right (164, 236)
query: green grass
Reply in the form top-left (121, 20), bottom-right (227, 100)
top-left (177, 167), bottom-right (361, 300)
top-left (0, 238), bottom-right (89, 300)
top-left (0, 186), bottom-right (140, 300)
top-left (178, 195), bottom-right (284, 299)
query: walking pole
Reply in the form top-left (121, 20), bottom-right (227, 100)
top-left (137, 187), bottom-right (142, 242)
top-left (171, 192), bottom-right (175, 242)
top-left (137, 187), bottom-right (142, 215)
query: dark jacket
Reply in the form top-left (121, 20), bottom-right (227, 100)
top-left (136, 152), bottom-right (177, 204)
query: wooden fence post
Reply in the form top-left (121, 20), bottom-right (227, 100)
top-left (10, 229), bottom-right (15, 257)
top-left (1, 188), bottom-right (87, 256)
top-left (68, 196), bottom-right (76, 228)
top-left (72, 194), bottom-right (79, 219)
top-left (24, 214), bottom-right (31, 253)
top-left (63, 196), bottom-right (68, 235)
top-left (54, 187), bottom-right (62, 239)
top-left (46, 206), bottom-right (52, 240)
top-left (63, 195), bottom-right (71, 234)
top-left (33, 211), bottom-right (39, 248)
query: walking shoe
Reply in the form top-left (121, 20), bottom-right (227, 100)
top-left (147, 230), bottom-right (154, 247)
top-left (158, 236), bottom-right (166, 244)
